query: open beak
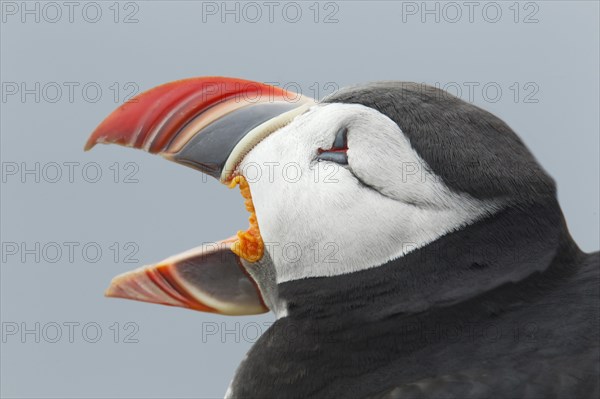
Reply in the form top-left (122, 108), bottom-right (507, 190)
top-left (104, 238), bottom-right (267, 315)
top-left (86, 76), bottom-right (314, 315)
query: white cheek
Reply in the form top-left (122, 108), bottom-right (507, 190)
top-left (239, 103), bottom-right (502, 283)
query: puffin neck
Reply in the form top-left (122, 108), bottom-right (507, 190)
top-left (278, 197), bottom-right (580, 323)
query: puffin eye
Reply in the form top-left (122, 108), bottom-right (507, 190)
top-left (316, 127), bottom-right (348, 165)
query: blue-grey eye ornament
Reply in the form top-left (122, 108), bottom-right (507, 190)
top-left (316, 127), bottom-right (348, 165)
top-left (85, 76), bottom-right (599, 399)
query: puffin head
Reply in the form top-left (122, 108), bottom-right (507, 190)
top-left (86, 77), bottom-right (556, 317)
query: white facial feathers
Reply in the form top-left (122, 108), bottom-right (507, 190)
top-left (238, 103), bottom-right (502, 283)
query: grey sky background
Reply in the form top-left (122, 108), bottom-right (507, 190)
top-left (1, 1), bottom-right (599, 398)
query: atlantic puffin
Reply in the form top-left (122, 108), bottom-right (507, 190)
top-left (85, 77), bottom-right (599, 398)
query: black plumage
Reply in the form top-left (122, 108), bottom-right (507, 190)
top-left (228, 83), bottom-right (599, 398)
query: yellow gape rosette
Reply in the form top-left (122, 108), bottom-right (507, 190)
top-left (228, 175), bottom-right (264, 262)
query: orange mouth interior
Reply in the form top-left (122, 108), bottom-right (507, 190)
top-left (228, 175), bottom-right (264, 262)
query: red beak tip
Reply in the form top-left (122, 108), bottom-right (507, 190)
top-left (84, 134), bottom-right (102, 151)
top-left (104, 283), bottom-right (122, 298)
top-left (104, 272), bottom-right (135, 298)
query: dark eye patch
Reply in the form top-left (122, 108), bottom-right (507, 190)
top-left (316, 127), bottom-right (348, 165)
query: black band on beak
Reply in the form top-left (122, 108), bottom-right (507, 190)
top-left (172, 101), bottom-right (301, 179)
top-left (85, 77), bottom-right (315, 182)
